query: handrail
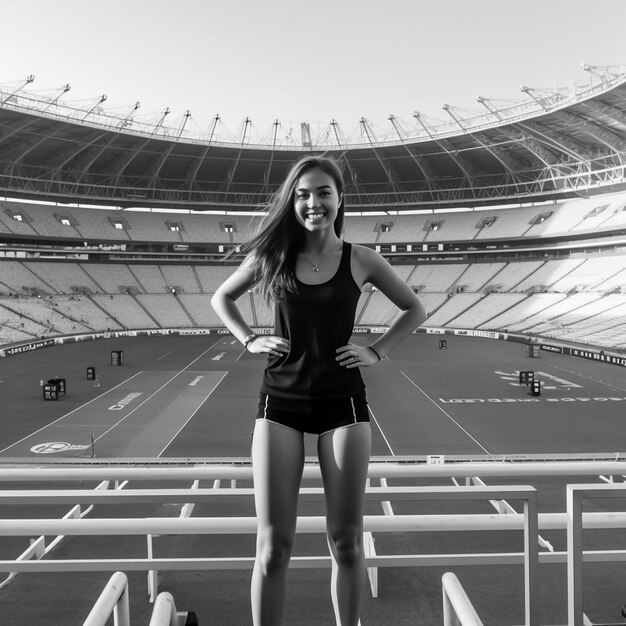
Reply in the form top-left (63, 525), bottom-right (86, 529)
top-left (2, 510), bottom-right (626, 536)
top-left (1, 459), bottom-right (626, 481)
top-left (0, 483), bottom-right (540, 625)
top-left (442, 572), bottom-right (484, 626)
top-left (149, 592), bottom-right (194, 626)
top-left (82, 571), bottom-right (130, 626)
top-left (0, 483), bottom-right (537, 504)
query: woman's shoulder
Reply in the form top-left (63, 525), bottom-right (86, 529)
top-left (348, 243), bottom-right (383, 288)
top-left (349, 243), bottom-right (380, 263)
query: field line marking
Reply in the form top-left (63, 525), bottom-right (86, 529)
top-left (157, 371), bottom-right (228, 457)
top-left (0, 371), bottom-right (143, 454)
top-left (90, 338), bottom-right (225, 446)
top-left (400, 370), bottom-right (491, 455)
top-left (549, 364), bottom-right (626, 392)
top-left (367, 404), bottom-right (395, 456)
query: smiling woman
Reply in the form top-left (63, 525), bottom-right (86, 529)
top-left (211, 155), bottom-right (426, 625)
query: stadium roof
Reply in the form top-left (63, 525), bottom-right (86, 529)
top-left (1, 66), bottom-right (625, 213)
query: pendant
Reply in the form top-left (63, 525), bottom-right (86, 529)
top-left (312, 264), bottom-right (320, 272)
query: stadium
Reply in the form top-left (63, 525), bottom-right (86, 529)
top-left (1, 62), bottom-right (626, 625)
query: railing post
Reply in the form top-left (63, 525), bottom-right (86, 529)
top-left (147, 535), bottom-right (158, 602)
top-left (523, 490), bottom-right (539, 626)
top-left (364, 531), bottom-right (377, 597)
top-left (567, 486), bottom-right (584, 626)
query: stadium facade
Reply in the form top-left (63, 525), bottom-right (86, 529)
top-left (0, 66), bottom-right (625, 211)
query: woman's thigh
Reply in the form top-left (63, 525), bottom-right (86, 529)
top-left (252, 419), bottom-right (305, 532)
top-left (317, 423), bottom-right (371, 531)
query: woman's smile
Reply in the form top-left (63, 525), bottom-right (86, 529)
top-left (294, 168), bottom-right (341, 231)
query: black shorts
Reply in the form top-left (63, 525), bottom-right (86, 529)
top-left (256, 390), bottom-right (370, 436)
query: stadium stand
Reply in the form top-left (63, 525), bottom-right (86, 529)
top-left (483, 260), bottom-right (545, 292)
top-left (83, 263), bottom-right (145, 294)
top-left (27, 261), bottom-right (102, 294)
top-left (91, 294), bottom-right (158, 329)
top-left (423, 293), bottom-right (485, 327)
top-left (0, 260), bottom-right (55, 295)
top-left (479, 292), bottom-right (567, 331)
top-left (136, 294), bottom-right (195, 327)
top-left (179, 293), bottom-right (228, 326)
top-left (2, 296), bottom-right (92, 335)
top-left (512, 259), bottom-right (587, 292)
top-left (450, 293), bottom-right (528, 328)
top-left (129, 264), bottom-right (170, 293)
top-left (448, 261), bottom-right (507, 292)
top-left (160, 265), bottom-right (202, 293)
top-left (3, 189), bottom-right (626, 247)
top-left (195, 264), bottom-right (236, 293)
top-left (413, 263), bottom-right (468, 292)
top-left (3, 248), bottom-right (626, 349)
top-left (358, 290), bottom-right (398, 326)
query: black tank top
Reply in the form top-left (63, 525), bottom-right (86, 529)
top-left (260, 241), bottom-right (365, 400)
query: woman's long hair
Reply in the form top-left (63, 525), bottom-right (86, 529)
top-left (240, 155), bottom-right (346, 303)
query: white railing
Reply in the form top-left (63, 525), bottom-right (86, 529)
top-left (148, 591), bottom-right (193, 626)
top-left (3, 461), bottom-right (626, 624)
top-left (2, 459), bottom-right (626, 482)
top-left (83, 571), bottom-right (130, 626)
top-left (82, 571), bottom-right (193, 626)
top-left (442, 572), bottom-right (484, 626)
top-left (0, 481), bottom-right (540, 624)
top-left (566, 483), bottom-right (626, 626)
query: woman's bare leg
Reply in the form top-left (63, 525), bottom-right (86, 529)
top-left (318, 422), bottom-right (371, 626)
top-left (251, 419), bottom-right (305, 625)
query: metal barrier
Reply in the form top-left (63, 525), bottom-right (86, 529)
top-left (2, 459), bottom-right (626, 482)
top-left (149, 591), bottom-right (196, 626)
top-left (0, 482), bottom-right (540, 626)
top-left (82, 571), bottom-right (195, 626)
top-left (567, 483), bottom-right (626, 626)
top-left (442, 572), bottom-right (483, 626)
top-left (83, 571), bottom-right (130, 626)
top-left (4, 460), bottom-right (626, 624)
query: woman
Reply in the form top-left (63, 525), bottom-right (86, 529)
top-left (211, 156), bottom-right (426, 625)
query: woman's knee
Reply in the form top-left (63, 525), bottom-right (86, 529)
top-left (327, 527), bottom-right (363, 567)
top-left (256, 528), bottom-right (295, 574)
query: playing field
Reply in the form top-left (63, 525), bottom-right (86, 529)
top-left (1, 334), bottom-right (625, 624)
top-left (2, 333), bottom-right (625, 460)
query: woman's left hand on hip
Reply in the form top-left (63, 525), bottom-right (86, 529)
top-left (336, 343), bottom-right (379, 368)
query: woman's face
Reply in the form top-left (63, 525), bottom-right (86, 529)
top-left (293, 168), bottom-right (342, 233)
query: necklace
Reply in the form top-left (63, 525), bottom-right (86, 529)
top-left (300, 240), bottom-right (343, 272)
top-left (303, 257), bottom-right (320, 272)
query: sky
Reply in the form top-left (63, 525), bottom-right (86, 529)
top-left (3, 0), bottom-right (626, 137)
